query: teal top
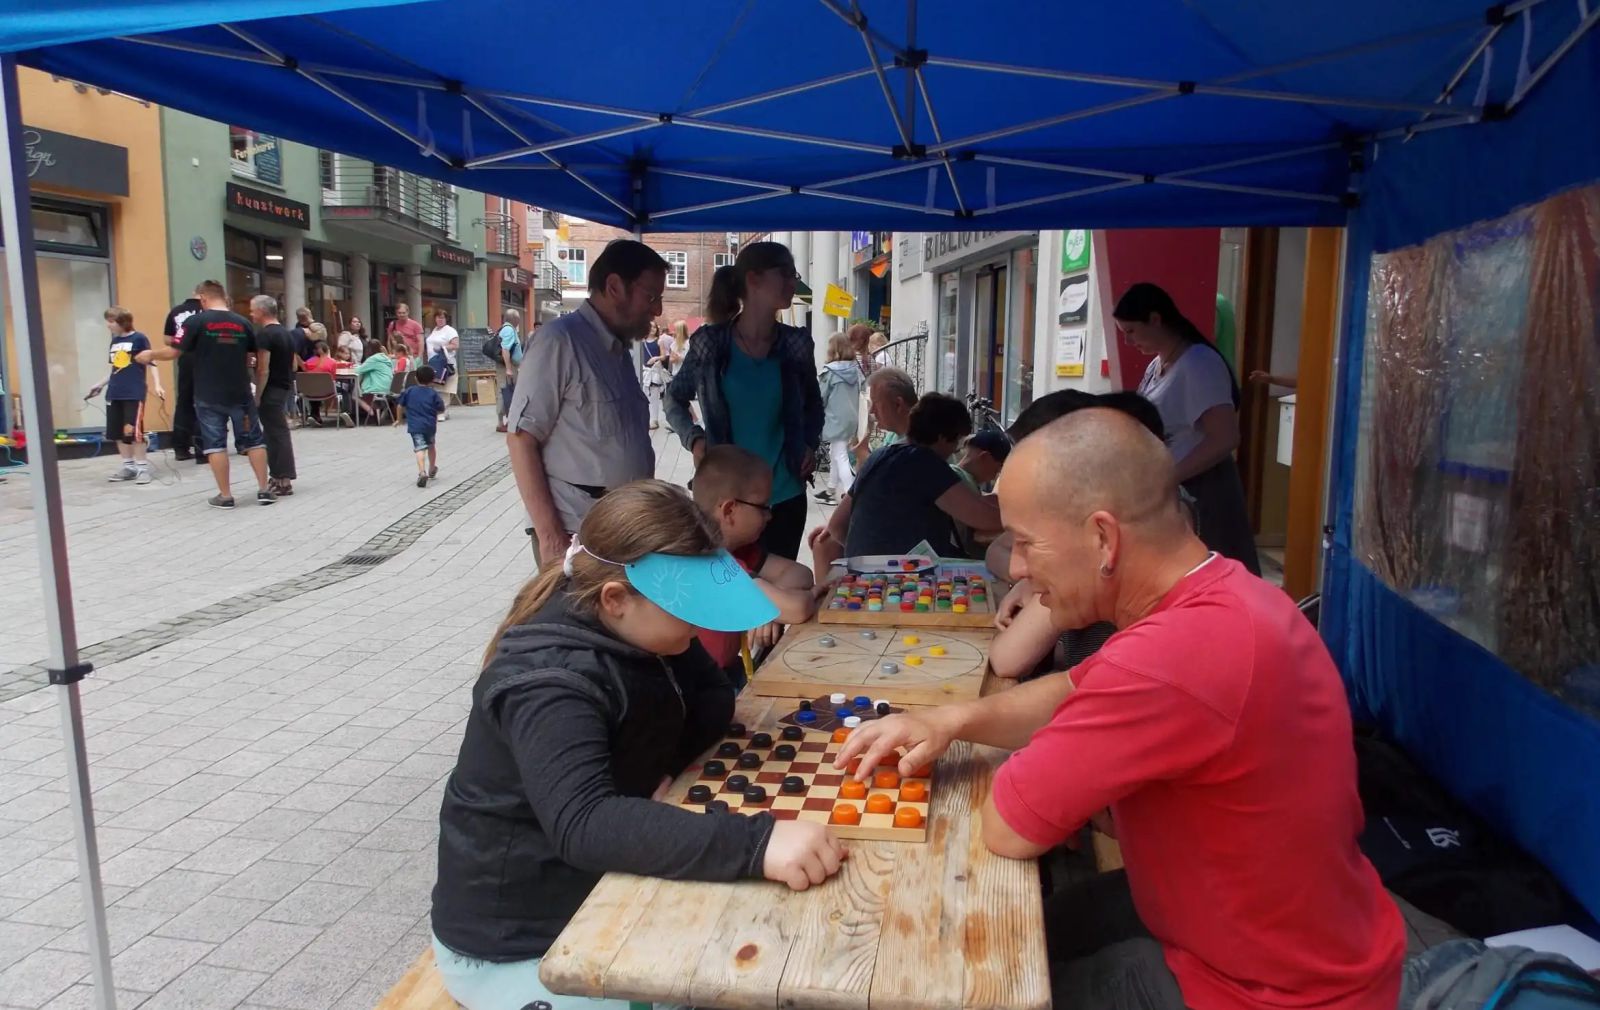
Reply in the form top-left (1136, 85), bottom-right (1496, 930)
top-left (881, 430), bottom-right (903, 447)
top-left (356, 352), bottom-right (395, 396)
top-left (721, 344), bottom-right (801, 504)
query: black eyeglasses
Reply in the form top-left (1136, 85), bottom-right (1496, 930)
top-left (734, 497), bottom-right (773, 517)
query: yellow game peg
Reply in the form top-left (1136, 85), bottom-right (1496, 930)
top-left (903, 635), bottom-right (921, 646)
top-left (906, 655), bottom-right (924, 667)
top-left (928, 645), bottom-right (947, 657)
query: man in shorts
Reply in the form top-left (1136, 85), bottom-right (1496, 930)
top-left (137, 280), bottom-right (274, 509)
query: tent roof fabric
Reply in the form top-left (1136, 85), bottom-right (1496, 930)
top-left (5, 0), bottom-right (1595, 232)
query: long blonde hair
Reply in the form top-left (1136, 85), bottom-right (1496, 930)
top-left (482, 480), bottom-right (722, 667)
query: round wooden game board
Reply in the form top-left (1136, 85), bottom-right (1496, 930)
top-left (752, 624), bottom-right (992, 706)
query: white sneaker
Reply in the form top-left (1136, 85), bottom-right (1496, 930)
top-left (135, 467), bottom-right (152, 485)
top-left (108, 466), bottom-right (137, 482)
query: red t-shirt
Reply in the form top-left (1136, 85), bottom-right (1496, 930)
top-left (390, 318), bottom-right (424, 357)
top-left (302, 355), bottom-right (340, 376)
top-left (992, 557), bottom-right (1404, 1010)
top-left (697, 543), bottom-right (769, 669)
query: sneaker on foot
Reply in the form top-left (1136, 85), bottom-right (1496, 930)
top-left (208, 494), bottom-right (236, 510)
top-left (416, 472), bottom-right (428, 488)
top-left (256, 489), bottom-right (277, 505)
top-left (108, 466), bottom-right (137, 482)
top-left (813, 488), bottom-right (833, 502)
top-left (135, 467), bottom-right (152, 485)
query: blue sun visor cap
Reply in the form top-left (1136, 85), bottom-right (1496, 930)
top-left (624, 550), bottom-right (779, 632)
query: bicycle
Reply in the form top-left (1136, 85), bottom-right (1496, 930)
top-left (965, 392), bottom-right (1007, 439)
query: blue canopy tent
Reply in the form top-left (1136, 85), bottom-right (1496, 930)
top-left (2, 2), bottom-right (1597, 1005)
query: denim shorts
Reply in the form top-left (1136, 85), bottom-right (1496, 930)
top-left (430, 933), bottom-right (647, 1010)
top-left (195, 400), bottom-right (265, 455)
top-left (410, 430), bottom-right (437, 451)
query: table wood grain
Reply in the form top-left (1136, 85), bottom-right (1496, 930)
top-left (540, 696), bottom-right (1050, 1010)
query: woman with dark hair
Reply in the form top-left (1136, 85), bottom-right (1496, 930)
top-left (1113, 282), bottom-right (1260, 574)
top-left (664, 241), bottom-right (823, 560)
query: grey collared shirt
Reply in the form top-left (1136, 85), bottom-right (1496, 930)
top-left (508, 300), bottom-right (654, 531)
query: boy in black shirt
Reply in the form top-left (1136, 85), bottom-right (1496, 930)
top-left (137, 280), bottom-right (274, 509)
top-left (87, 306), bottom-right (163, 485)
top-left (163, 284), bottom-right (206, 463)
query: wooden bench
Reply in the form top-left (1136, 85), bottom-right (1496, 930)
top-left (375, 950), bottom-right (457, 1010)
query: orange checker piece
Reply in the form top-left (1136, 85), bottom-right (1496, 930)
top-left (839, 780), bottom-right (868, 800)
top-left (865, 793), bottom-right (895, 814)
top-left (899, 781), bottom-right (928, 803)
top-left (893, 807), bottom-right (924, 828)
top-left (831, 728), bottom-right (852, 744)
top-left (872, 769), bottom-right (901, 790)
top-left (831, 803), bottom-right (861, 826)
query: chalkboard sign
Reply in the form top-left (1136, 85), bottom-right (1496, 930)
top-left (457, 326), bottom-right (498, 373)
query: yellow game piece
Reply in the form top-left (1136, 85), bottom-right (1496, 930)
top-left (905, 655), bottom-right (924, 667)
top-left (928, 645), bottom-right (947, 657)
top-left (903, 635), bottom-right (920, 646)
top-left (952, 604), bottom-right (968, 613)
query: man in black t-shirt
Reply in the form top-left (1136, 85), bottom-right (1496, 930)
top-left (138, 279), bottom-right (274, 509)
top-left (248, 294), bottom-right (298, 496)
top-left (163, 284), bottom-right (206, 463)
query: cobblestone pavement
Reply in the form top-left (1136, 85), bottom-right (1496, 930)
top-left (0, 409), bottom-right (829, 1010)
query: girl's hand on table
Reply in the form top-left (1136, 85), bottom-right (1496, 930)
top-left (764, 821), bottom-right (847, 890)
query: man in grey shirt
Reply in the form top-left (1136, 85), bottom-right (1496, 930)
top-left (507, 240), bottom-right (665, 564)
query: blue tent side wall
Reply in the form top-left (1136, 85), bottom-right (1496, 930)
top-left (1323, 28), bottom-right (1600, 922)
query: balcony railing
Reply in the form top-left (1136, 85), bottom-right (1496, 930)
top-left (483, 213), bottom-right (521, 265)
top-left (532, 256), bottom-right (564, 293)
top-left (321, 160), bottom-right (456, 243)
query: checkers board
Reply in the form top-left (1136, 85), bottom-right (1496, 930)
top-left (663, 723), bottom-right (933, 842)
top-left (819, 561), bottom-right (998, 629)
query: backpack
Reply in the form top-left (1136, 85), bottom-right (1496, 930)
top-left (1412, 943), bottom-right (1600, 1010)
top-left (482, 330), bottom-right (507, 363)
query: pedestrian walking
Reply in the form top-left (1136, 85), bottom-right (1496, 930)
top-left (248, 294), bottom-right (298, 496)
top-left (162, 283), bottom-right (204, 463)
top-left (396, 366), bottom-right (446, 487)
top-left (136, 279), bottom-right (274, 508)
top-left (506, 239), bottom-right (662, 566)
top-left (641, 322), bottom-right (674, 430)
top-left (425, 308), bottom-right (459, 417)
top-left (87, 306), bottom-right (164, 485)
top-left (815, 332), bottom-right (861, 505)
top-left (493, 308), bottom-right (522, 434)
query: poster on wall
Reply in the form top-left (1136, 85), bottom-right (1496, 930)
top-left (1061, 229), bottom-right (1090, 273)
top-left (1056, 327), bottom-right (1086, 378)
top-left (1056, 272), bottom-right (1090, 377)
top-left (1057, 275), bottom-right (1088, 327)
top-left (822, 283), bottom-right (854, 318)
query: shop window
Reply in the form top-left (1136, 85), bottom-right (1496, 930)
top-left (25, 200), bottom-right (108, 255)
top-left (935, 272), bottom-right (959, 395)
top-left (229, 126), bottom-right (282, 185)
top-left (264, 239), bottom-right (285, 275)
top-left (664, 251), bottom-right (688, 288)
top-left (224, 227), bottom-right (260, 267)
top-left (421, 272), bottom-right (459, 299)
top-left (1004, 247), bottom-right (1038, 424)
top-left (321, 252), bottom-right (347, 281)
top-left (561, 247), bottom-right (587, 286)
top-left (318, 150), bottom-right (337, 191)
top-left (0, 249), bottom-right (113, 432)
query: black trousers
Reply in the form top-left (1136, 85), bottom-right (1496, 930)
top-left (1044, 871), bottom-right (1188, 1010)
top-left (172, 359), bottom-right (198, 458)
top-left (760, 493), bottom-right (809, 561)
top-left (258, 386), bottom-right (297, 480)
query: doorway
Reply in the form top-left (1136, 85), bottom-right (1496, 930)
top-left (972, 264), bottom-right (1008, 405)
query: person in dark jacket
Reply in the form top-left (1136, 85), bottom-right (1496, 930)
top-left (431, 479), bottom-right (846, 1010)
top-left (664, 241), bottom-right (824, 561)
top-left (162, 284), bottom-right (205, 463)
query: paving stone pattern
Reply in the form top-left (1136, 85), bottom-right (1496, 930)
top-left (0, 411), bottom-right (831, 1009)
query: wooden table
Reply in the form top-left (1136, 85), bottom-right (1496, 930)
top-left (539, 695), bottom-right (1050, 1010)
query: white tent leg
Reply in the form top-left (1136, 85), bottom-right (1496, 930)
top-left (0, 53), bottom-right (116, 1010)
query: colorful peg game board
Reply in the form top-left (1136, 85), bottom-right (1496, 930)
top-left (820, 561), bottom-right (997, 629)
top-left (663, 723), bottom-right (933, 842)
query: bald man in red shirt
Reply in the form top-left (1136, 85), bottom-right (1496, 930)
top-left (839, 409), bottom-right (1404, 1010)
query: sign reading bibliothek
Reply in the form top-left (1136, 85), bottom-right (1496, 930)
top-left (822, 283), bottom-right (854, 318)
top-left (226, 183), bottom-right (309, 229)
top-left (430, 244), bottom-right (475, 269)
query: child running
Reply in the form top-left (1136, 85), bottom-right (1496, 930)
top-left (431, 480), bottom-right (846, 1010)
top-left (691, 445), bottom-right (822, 687)
top-left (88, 306), bottom-right (164, 485)
top-left (395, 365), bottom-right (446, 487)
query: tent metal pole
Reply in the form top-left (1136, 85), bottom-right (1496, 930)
top-left (799, 188), bottom-right (957, 214)
top-left (117, 34), bottom-right (279, 65)
top-left (852, 1), bottom-right (914, 151)
top-left (0, 53), bottom-right (116, 1010)
top-left (1160, 141), bottom-right (1345, 179)
top-left (671, 115), bottom-right (894, 155)
top-left (485, 90), bottom-right (661, 122)
top-left (652, 167), bottom-right (790, 192)
top-left (978, 179), bottom-right (1145, 215)
top-left (929, 91), bottom-right (1175, 154)
top-left (687, 69), bottom-right (874, 117)
top-left (913, 68), bottom-right (967, 215)
top-left (1508, 3), bottom-right (1600, 108)
top-left (1158, 177), bottom-right (1342, 203)
top-left (975, 154), bottom-right (1142, 182)
top-left (649, 189), bottom-right (790, 221)
top-left (815, 0), bottom-right (907, 56)
top-left (465, 121), bottom-right (663, 168)
top-left (461, 95), bottom-right (635, 220)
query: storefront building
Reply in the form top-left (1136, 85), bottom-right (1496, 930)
top-left (161, 111), bottom-right (488, 353)
top-left (0, 70), bottom-right (171, 435)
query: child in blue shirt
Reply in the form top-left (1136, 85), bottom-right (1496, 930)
top-left (396, 365), bottom-right (447, 488)
top-left (87, 306), bottom-right (164, 485)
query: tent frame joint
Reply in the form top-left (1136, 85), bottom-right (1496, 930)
top-left (47, 662), bottom-right (93, 687)
top-left (444, 79), bottom-right (464, 95)
top-left (1340, 192), bottom-right (1362, 209)
top-left (1485, 3), bottom-right (1513, 25)
top-left (1480, 100), bottom-right (1511, 120)
top-left (894, 48), bottom-right (928, 69)
top-left (1177, 80), bottom-right (1196, 95)
top-left (892, 142), bottom-right (927, 160)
